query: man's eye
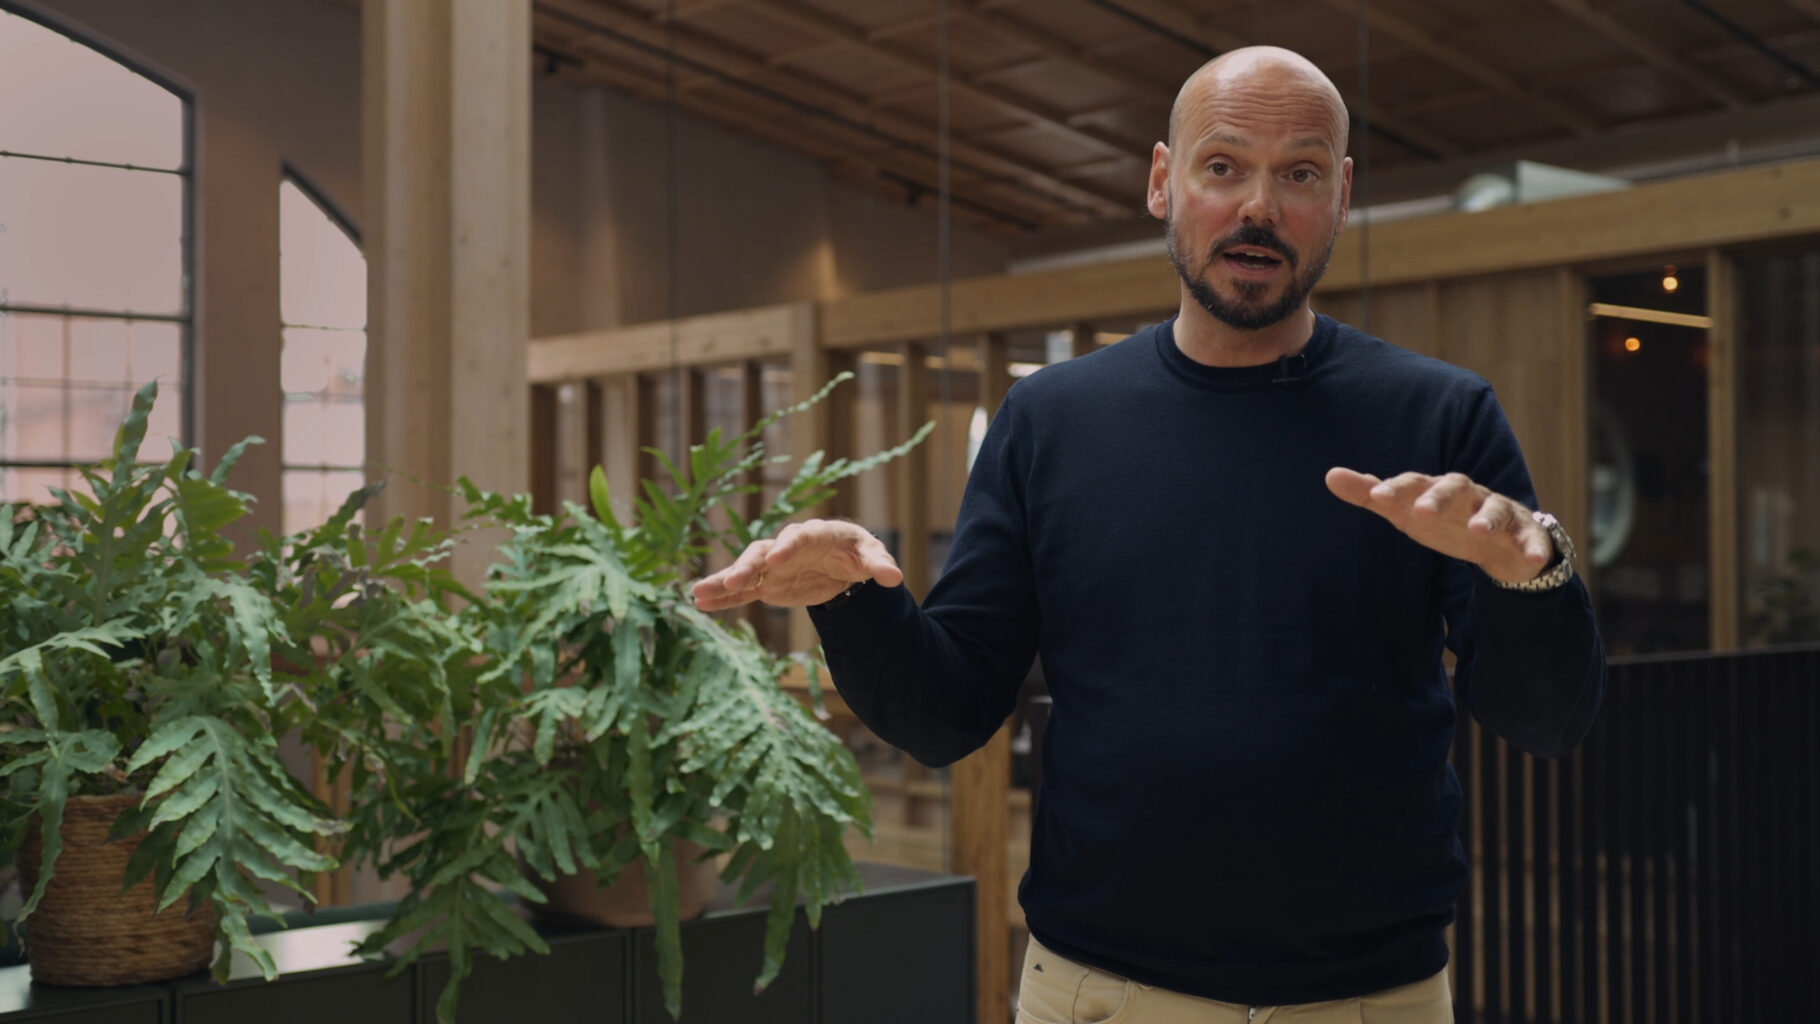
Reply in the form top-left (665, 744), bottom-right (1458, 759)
top-left (1209, 161), bottom-right (1232, 176)
top-left (1292, 169), bottom-right (1317, 184)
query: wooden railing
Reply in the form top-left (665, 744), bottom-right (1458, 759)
top-left (1454, 643), bottom-right (1820, 1024)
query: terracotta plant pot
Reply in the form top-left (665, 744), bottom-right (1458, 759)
top-left (525, 839), bottom-right (720, 928)
top-left (17, 792), bottom-right (216, 986)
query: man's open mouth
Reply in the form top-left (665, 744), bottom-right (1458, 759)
top-left (1222, 247), bottom-right (1285, 270)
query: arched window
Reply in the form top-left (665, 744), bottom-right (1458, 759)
top-left (0, 4), bottom-right (190, 502)
top-left (279, 176), bottom-right (365, 533)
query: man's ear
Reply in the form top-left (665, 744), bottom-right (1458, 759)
top-left (1147, 142), bottom-right (1171, 221)
top-left (1336, 155), bottom-right (1353, 233)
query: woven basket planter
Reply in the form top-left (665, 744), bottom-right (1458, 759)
top-left (17, 792), bottom-right (216, 986)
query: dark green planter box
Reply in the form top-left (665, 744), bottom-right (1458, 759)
top-left (0, 970), bottom-right (168, 1024)
top-left (0, 863), bottom-right (974, 1024)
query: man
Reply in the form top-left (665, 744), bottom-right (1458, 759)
top-left (694, 46), bottom-right (1603, 1024)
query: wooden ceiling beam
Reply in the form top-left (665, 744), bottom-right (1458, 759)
top-left (551, 51), bottom-right (1074, 232)
top-left (652, 0), bottom-right (739, 23)
top-left (1539, 0), bottom-right (1749, 109)
top-left (536, 0), bottom-right (1134, 219)
top-left (1785, 0), bottom-right (1820, 25)
top-left (1053, 153), bottom-right (1147, 179)
top-left (970, 54), bottom-right (1055, 87)
top-left (1313, 0), bottom-right (1602, 136)
top-left (1390, 25), bottom-right (1820, 120)
top-left (957, 2), bottom-right (1181, 108)
top-left (1086, 0), bottom-right (1464, 158)
top-left (722, 0), bottom-right (1152, 158)
top-left (763, 9), bottom-right (942, 68)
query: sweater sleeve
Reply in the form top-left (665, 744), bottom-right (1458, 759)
top-left (807, 391), bottom-right (1041, 767)
top-left (1443, 383), bottom-right (1607, 759)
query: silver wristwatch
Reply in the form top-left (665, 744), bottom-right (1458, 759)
top-left (1489, 510), bottom-right (1577, 592)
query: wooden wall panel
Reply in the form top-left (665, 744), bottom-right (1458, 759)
top-left (1436, 272), bottom-right (1583, 529)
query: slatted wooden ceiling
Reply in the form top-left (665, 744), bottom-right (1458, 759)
top-left (529, 0), bottom-right (1820, 234)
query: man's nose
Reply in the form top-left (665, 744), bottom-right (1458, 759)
top-left (1238, 178), bottom-right (1280, 226)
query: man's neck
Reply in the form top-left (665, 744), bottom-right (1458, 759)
top-left (1172, 300), bottom-right (1317, 368)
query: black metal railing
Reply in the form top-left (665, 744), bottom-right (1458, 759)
top-left (1453, 643), bottom-right (1820, 1024)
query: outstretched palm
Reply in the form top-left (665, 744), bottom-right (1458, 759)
top-left (1326, 468), bottom-right (1554, 585)
top-left (693, 519), bottom-right (904, 611)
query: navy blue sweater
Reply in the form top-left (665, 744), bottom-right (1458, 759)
top-left (810, 314), bottom-right (1605, 1006)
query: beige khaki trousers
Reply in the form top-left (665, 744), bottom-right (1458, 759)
top-left (1016, 937), bottom-right (1453, 1024)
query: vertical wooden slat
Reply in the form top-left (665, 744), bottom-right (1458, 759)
top-left (1507, 741), bottom-right (1529, 1024)
top-left (895, 341), bottom-right (931, 600)
top-left (1649, 669), bottom-right (1670, 1024)
top-left (954, 727), bottom-right (1012, 1024)
top-left (789, 304), bottom-right (830, 653)
top-left (1627, 669), bottom-right (1647, 1024)
top-left (1483, 715), bottom-right (1504, 1024)
top-left (594, 375), bottom-right (643, 524)
top-left (982, 333), bottom-right (1012, 417)
top-left (584, 379), bottom-right (605, 477)
top-left (1558, 269), bottom-right (1594, 605)
top-left (1069, 321), bottom-right (1096, 360)
top-left (1706, 251), bottom-right (1739, 650)
top-left (1560, 727), bottom-right (1581, 1022)
top-left (635, 373), bottom-right (659, 494)
top-left (681, 367), bottom-right (708, 454)
top-left (530, 383), bottom-right (559, 515)
top-left (955, 329), bottom-right (1015, 1024)
top-left (739, 360), bottom-right (765, 635)
top-left (1533, 752), bottom-right (1554, 1024)
top-left (1673, 662), bottom-right (1696, 1024)
top-left (1455, 711), bottom-right (1477, 1021)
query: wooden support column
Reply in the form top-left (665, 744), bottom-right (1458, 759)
top-left (364, 0), bottom-right (530, 585)
top-left (951, 329), bottom-right (1016, 1024)
top-left (1707, 250), bottom-right (1739, 649)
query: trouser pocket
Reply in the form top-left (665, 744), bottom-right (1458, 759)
top-left (1016, 937), bottom-right (1139, 1024)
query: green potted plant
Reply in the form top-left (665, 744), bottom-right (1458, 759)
top-left (0, 382), bottom-right (346, 985)
top-left (323, 372), bottom-right (929, 1021)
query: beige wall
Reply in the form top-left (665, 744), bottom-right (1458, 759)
top-left (566, 85), bottom-right (1012, 331)
top-left (24, 0), bottom-right (1012, 535)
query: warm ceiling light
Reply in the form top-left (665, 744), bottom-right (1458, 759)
top-left (1663, 264), bottom-right (1679, 293)
top-left (1625, 336), bottom-right (1642, 352)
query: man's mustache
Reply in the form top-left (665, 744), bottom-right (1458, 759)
top-left (1205, 227), bottom-right (1298, 270)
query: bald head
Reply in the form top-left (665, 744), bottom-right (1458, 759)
top-left (1167, 47), bottom-right (1350, 157)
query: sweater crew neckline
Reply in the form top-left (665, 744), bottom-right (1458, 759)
top-left (1154, 313), bottom-right (1338, 391)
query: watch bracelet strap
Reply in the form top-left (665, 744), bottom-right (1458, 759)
top-left (1487, 511), bottom-right (1576, 592)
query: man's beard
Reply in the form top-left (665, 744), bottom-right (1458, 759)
top-left (1166, 218), bottom-right (1336, 331)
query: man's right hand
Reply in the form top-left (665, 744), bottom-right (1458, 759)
top-left (690, 519), bottom-right (904, 612)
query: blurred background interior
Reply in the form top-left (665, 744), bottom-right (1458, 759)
top-left (3, 1), bottom-right (1819, 1021)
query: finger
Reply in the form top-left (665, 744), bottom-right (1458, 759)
top-left (856, 533), bottom-right (905, 588)
top-left (692, 584), bottom-right (753, 612)
top-left (1466, 494), bottom-right (1520, 536)
top-left (1515, 515), bottom-right (1553, 566)
top-left (1324, 467), bottom-right (1381, 507)
top-left (715, 539), bottom-right (775, 593)
top-left (1367, 472), bottom-right (1435, 509)
top-left (1411, 473), bottom-right (1478, 518)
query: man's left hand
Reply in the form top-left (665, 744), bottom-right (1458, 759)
top-left (1325, 468), bottom-right (1553, 585)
